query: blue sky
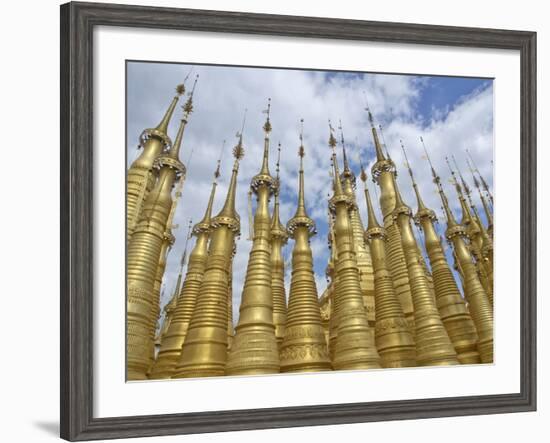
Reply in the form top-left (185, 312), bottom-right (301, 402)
top-left (126, 61), bottom-right (494, 324)
top-left (416, 76), bottom-right (491, 119)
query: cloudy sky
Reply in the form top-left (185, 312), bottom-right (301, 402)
top-left (126, 61), bottom-right (494, 327)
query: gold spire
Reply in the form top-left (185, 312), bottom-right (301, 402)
top-left (150, 158), bottom-right (225, 379)
top-left (166, 75), bottom-right (198, 161)
top-left (449, 156), bottom-right (493, 306)
top-left (445, 156), bottom-right (476, 232)
top-left (364, 108), bottom-right (414, 333)
top-left (227, 253), bottom-right (235, 350)
top-left (420, 136), bottom-right (458, 227)
top-left (389, 152), bottom-right (458, 366)
top-left (400, 142), bottom-right (480, 364)
top-left (324, 182), bottom-right (339, 360)
top-left (338, 125), bottom-right (376, 330)
top-left (259, 98), bottom-right (272, 176)
top-left (217, 134), bottom-right (244, 223)
top-left (452, 155), bottom-right (473, 202)
top-left (176, 219), bottom-right (194, 289)
top-left (450, 156), bottom-right (483, 240)
top-left (379, 124), bottom-right (393, 161)
top-left (271, 143), bottom-right (287, 235)
top-left (146, 94), bottom-right (197, 352)
top-left (280, 129), bottom-right (331, 372)
top-left (226, 106), bottom-right (279, 375)
top-left (422, 137), bottom-right (493, 363)
top-left (361, 169), bottom-right (416, 367)
top-left (148, 165), bottom-right (188, 368)
top-left (126, 99), bottom-right (192, 379)
top-left (363, 92), bottom-right (386, 162)
top-left (445, 158), bottom-right (483, 255)
top-left (391, 171), bottom-right (408, 211)
top-left (338, 120), bottom-right (355, 186)
top-left (291, 120), bottom-right (313, 223)
top-left (127, 81), bottom-right (187, 243)
top-left (329, 124), bottom-right (381, 370)
top-left (154, 220), bottom-right (193, 348)
top-left (147, 137), bottom-right (191, 375)
top-left (328, 121), bottom-right (345, 199)
top-left (174, 128), bottom-right (245, 378)
top-left (466, 156), bottom-right (494, 258)
top-left (400, 140), bottom-right (428, 212)
top-left (452, 155), bottom-right (488, 237)
top-left (362, 164), bottom-right (380, 231)
top-left (270, 143), bottom-right (289, 349)
top-left (195, 140), bottom-right (224, 232)
top-left (155, 82), bottom-right (186, 136)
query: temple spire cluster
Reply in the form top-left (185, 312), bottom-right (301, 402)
top-left (127, 83), bottom-right (494, 380)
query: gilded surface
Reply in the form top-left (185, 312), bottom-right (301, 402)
top-left (280, 139), bottom-right (331, 372)
top-left (150, 173), bottom-right (218, 379)
top-left (424, 143), bottom-right (494, 363)
top-left (270, 145), bottom-right (289, 350)
top-left (373, 165), bottom-right (415, 332)
top-left (174, 147), bottom-right (242, 377)
top-left (126, 111), bottom-right (187, 380)
top-left (126, 87), bottom-right (183, 243)
top-left (329, 133), bottom-right (381, 370)
top-left (362, 171), bottom-right (416, 368)
top-left (392, 187), bottom-right (459, 366)
top-left (226, 107), bottom-right (280, 375)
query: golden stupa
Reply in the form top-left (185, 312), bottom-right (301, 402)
top-left (279, 121), bottom-right (331, 373)
top-left (126, 80), bottom-right (196, 380)
top-left (173, 127), bottom-right (245, 378)
top-left (422, 138), bottom-right (493, 363)
top-left (225, 100), bottom-right (281, 375)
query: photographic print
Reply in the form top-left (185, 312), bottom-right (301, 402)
top-left (126, 60), bottom-right (494, 381)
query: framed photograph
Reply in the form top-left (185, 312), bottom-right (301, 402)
top-left (60, 1), bottom-right (536, 440)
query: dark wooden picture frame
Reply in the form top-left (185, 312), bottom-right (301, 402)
top-left (60, 2), bottom-right (537, 440)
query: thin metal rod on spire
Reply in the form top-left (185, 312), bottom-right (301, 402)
top-left (452, 155), bottom-right (472, 198)
top-left (186, 147), bottom-right (195, 169)
top-left (445, 156), bottom-right (463, 197)
top-left (215, 140), bottom-right (226, 181)
top-left (182, 74), bottom-right (199, 120)
top-left (400, 140), bottom-right (414, 181)
top-left (420, 136), bottom-right (436, 176)
top-left (182, 67), bottom-right (194, 85)
top-left (189, 74), bottom-right (199, 95)
top-left (466, 149), bottom-right (493, 205)
top-left (363, 91), bottom-right (386, 162)
top-left (401, 139), bottom-right (426, 210)
top-left (421, 136), bottom-right (455, 224)
top-left (262, 97), bottom-right (272, 121)
top-left (379, 124), bottom-right (392, 159)
top-left (180, 218), bottom-right (194, 269)
top-left (338, 119), bottom-right (352, 174)
top-left (276, 142), bottom-right (282, 179)
top-left (239, 108), bottom-right (248, 137)
top-left (363, 91), bottom-right (375, 129)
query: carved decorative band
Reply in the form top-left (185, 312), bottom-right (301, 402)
top-left (139, 128), bottom-right (172, 149)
